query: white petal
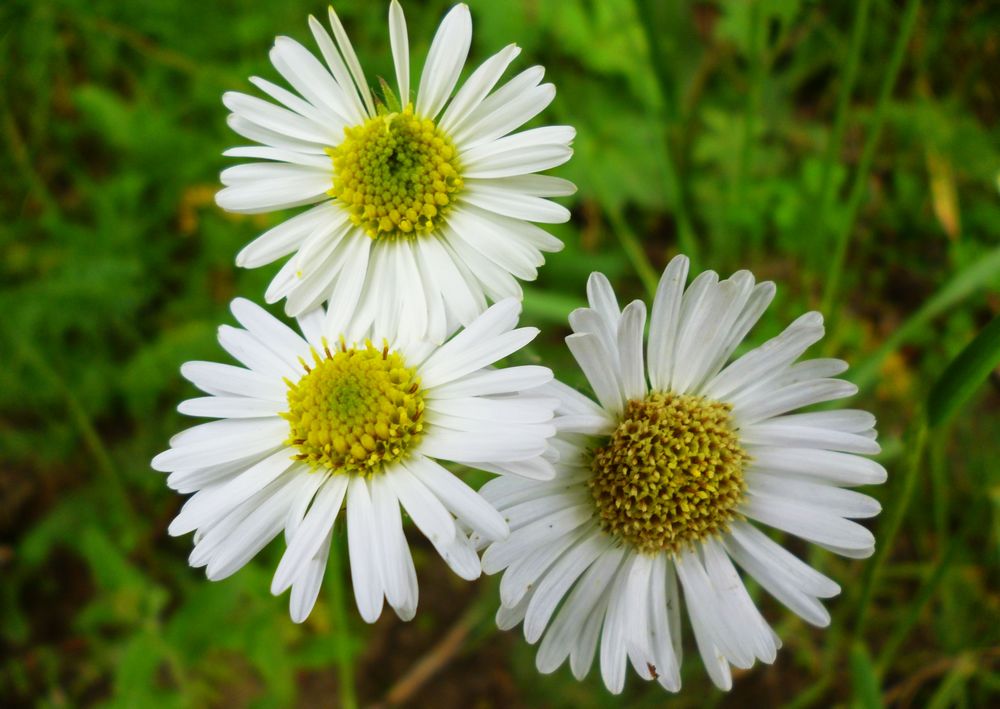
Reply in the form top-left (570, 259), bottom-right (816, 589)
top-left (428, 365), bottom-right (552, 399)
top-left (152, 419), bottom-right (287, 472)
top-left (598, 553), bottom-right (636, 694)
top-left (565, 333), bottom-right (624, 416)
top-left (346, 477), bottom-right (384, 622)
top-left (180, 361), bottom-right (285, 401)
top-left (235, 201), bottom-right (340, 269)
top-left (617, 301), bottom-right (647, 401)
top-left (416, 4), bottom-right (472, 119)
top-left (461, 181), bottom-right (570, 223)
top-left (524, 529), bottom-right (611, 643)
top-left (440, 44), bottom-right (521, 133)
top-left (386, 463), bottom-right (456, 546)
top-left (647, 255), bottom-right (690, 391)
top-left (747, 446), bottom-right (888, 485)
top-left (289, 531), bottom-right (332, 623)
top-left (741, 494), bottom-right (876, 554)
top-left (403, 455), bottom-right (508, 540)
top-left (370, 476), bottom-right (418, 618)
top-left (272, 474), bottom-right (348, 594)
top-left (388, 0), bottom-right (409, 102)
top-left (326, 7), bottom-right (374, 115)
top-left (734, 379), bottom-right (859, 426)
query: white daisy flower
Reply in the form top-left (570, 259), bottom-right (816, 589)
top-left (479, 255), bottom-right (886, 693)
top-left (153, 297), bottom-right (557, 624)
top-left (217, 1), bottom-right (575, 343)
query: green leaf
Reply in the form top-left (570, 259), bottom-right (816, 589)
top-left (849, 642), bottom-right (883, 709)
top-left (850, 244), bottom-right (1000, 390)
top-left (928, 314), bottom-right (1000, 428)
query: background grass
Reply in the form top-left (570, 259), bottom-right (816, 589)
top-left (2, 0), bottom-right (999, 706)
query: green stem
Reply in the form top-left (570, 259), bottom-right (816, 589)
top-left (813, 0), bottom-right (871, 266)
top-left (605, 202), bottom-right (659, 299)
top-left (853, 418), bottom-right (927, 640)
top-left (632, 0), bottom-right (700, 268)
top-left (735, 0), bottom-right (765, 257)
top-left (328, 533), bottom-right (358, 709)
top-left (821, 0), bottom-right (920, 318)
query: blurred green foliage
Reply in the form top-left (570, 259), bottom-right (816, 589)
top-left (2, 0), bottom-right (999, 706)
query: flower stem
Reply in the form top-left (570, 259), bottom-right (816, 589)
top-left (329, 532), bottom-right (358, 709)
top-left (812, 0), bottom-right (871, 269)
top-left (853, 418), bottom-right (927, 641)
top-left (821, 0), bottom-right (920, 318)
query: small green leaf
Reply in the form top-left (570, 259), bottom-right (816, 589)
top-left (928, 314), bottom-right (1000, 428)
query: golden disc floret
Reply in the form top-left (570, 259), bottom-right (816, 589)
top-left (327, 103), bottom-right (462, 240)
top-left (283, 339), bottom-right (425, 476)
top-left (589, 391), bottom-right (748, 554)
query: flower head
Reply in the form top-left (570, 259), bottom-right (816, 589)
top-left (217, 2), bottom-right (575, 343)
top-left (153, 297), bottom-right (557, 624)
top-left (479, 255), bottom-right (886, 693)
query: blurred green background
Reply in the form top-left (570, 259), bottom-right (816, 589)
top-left (2, 0), bottom-right (999, 706)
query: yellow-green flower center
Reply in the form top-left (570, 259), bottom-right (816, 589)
top-left (588, 391), bottom-right (748, 554)
top-left (283, 340), bottom-right (425, 476)
top-left (327, 103), bottom-right (463, 240)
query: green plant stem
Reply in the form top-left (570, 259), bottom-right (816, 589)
top-left (633, 0), bottom-right (700, 268)
top-left (328, 533), bottom-right (358, 709)
top-left (821, 0), bottom-right (920, 318)
top-left (735, 0), bottom-right (765, 257)
top-left (813, 0), bottom-right (871, 267)
top-left (605, 203), bottom-right (660, 298)
top-left (853, 418), bottom-right (927, 640)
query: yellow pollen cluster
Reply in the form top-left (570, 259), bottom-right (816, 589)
top-left (327, 103), bottom-right (462, 240)
top-left (283, 339), bottom-right (425, 476)
top-left (589, 391), bottom-right (749, 554)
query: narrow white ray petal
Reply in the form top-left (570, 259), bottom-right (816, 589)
top-left (599, 552), bottom-right (637, 694)
top-left (427, 365), bottom-right (552, 399)
top-left (740, 421), bottom-right (881, 454)
top-left (289, 531), bottom-right (332, 623)
top-left (617, 301), bottom-right (648, 401)
top-left (152, 419), bottom-right (287, 472)
top-left (272, 475), bottom-right (348, 594)
top-left (748, 472), bottom-right (882, 519)
top-left (741, 494), bottom-right (876, 553)
top-left (482, 505), bottom-right (593, 573)
top-left (454, 84), bottom-right (558, 150)
top-left (347, 477), bottom-right (384, 623)
top-left (403, 455), bottom-right (508, 540)
top-left (178, 396), bottom-right (284, 419)
top-left (647, 553), bottom-right (681, 691)
top-left (388, 0), bottom-right (409, 102)
top-left (205, 473), bottom-right (306, 581)
top-left (440, 44), bottom-right (521, 133)
top-left (734, 379), bottom-right (858, 426)
top-left (227, 114), bottom-right (328, 155)
top-left (746, 446), bottom-right (888, 485)
top-left (236, 201), bottom-right (340, 269)
top-left (223, 92), bottom-right (338, 145)
top-left (326, 7), bottom-right (374, 116)
top-left (370, 476), bottom-right (418, 617)
top-left (705, 312), bottom-right (824, 401)
top-left (460, 182), bottom-right (570, 223)
top-left (416, 4), bottom-right (472, 119)
top-left (501, 524), bottom-right (591, 608)
top-left (536, 545), bottom-right (625, 676)
top-left (224, 145), bottom-right (331, 169)
top-left (702, 538), bottom-right (779, 664)
top-left (565, 333), bottom-right (624, 416)
top-left (386, 463), bottom-right (456, 546)
top-left (180, 362), bottom-right (286, 401)
top-left (525, 529), bottom-right (612, 644)
top-left (647, 254), bottom-right (690, 391)
top-left (307, 15), bottom-right (366, 125)
top-left (268, 38), bottom-right (353, 126)
top-left (321, 230), bottom-right (372, 335)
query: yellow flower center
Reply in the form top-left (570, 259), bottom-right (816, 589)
top-left (283, 340), bottom-right (425, 476)
top-left (327, 103), bottom-right (463, 240)
top-left (588, 392), bottom-right (748, 554)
